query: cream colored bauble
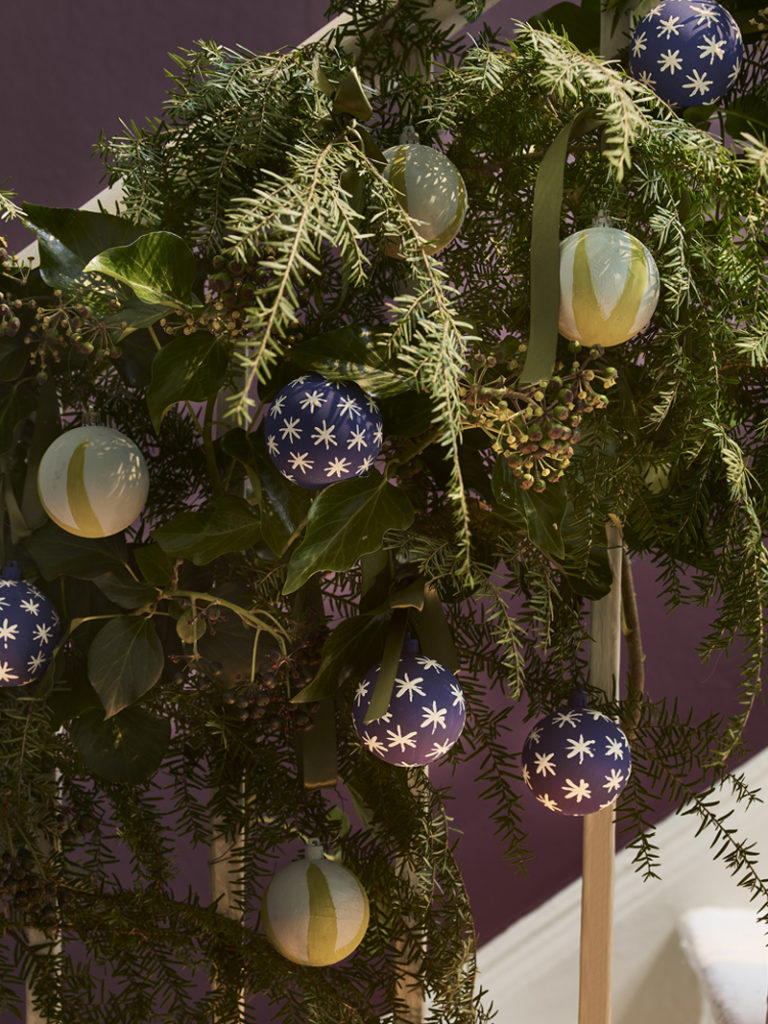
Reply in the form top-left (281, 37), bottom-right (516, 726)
top-left (37, 425), bottom-right (149, 538)
top-left (559, 227), bottom-right (660, 348)
top-left (383, 143), bottom-right (467, 254)
top-left (261, 842), bottom-right (370, 967)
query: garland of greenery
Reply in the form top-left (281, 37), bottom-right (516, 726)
top-left (0, 1), bottom-right (767, 1020)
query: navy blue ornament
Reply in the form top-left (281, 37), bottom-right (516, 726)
top-left (629, 0), bottom-right (743, 109)
top-left (522, 693), bottom-right (631, 816)
top-left (0, 567), bottom-right (60, 687)
top-left (353, 653), bottom-right (466, 767)
top-left (265, 374), bottom-right (383, 489)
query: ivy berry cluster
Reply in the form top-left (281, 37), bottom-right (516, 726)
top-left (466, 348), bottom-right (618, 491)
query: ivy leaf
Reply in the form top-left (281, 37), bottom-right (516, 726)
top-left (147, 331), bottom-right (230, 431)
top-left (152, 494), bottom-right (261, 565)
top-left (492, 457), bottom-right (566, 559)
top-left (283, 471), bottom-right (414, 594)
top-left (223, 429), bottom-right (312, 555)
top-left (0, 339), bottom-right (30, 382)
top-left (24, 521), bottom-right (129, 580)
top-left (92, 573), bottom-right (159, 610)
top-left (133, 544), bottom-right (174, 587)
top-left (70, 707), bottom-right (170, 784)
top-left (290, 325), bottom-right (412, 397)
top-left (292, 613), bottom-right (389, 702)
top-left (87, 615), bottom-right (164, 718)
top-left (21, 203), bottom-right (148, 292)
top-left (101, 298), bottom-right (169, 342)
top-left (0, 382), bottom-right (38, 455)
top-left (378, 391), bottom-right (433, 437)
top-left (84, 231), bottom-right (201, 310)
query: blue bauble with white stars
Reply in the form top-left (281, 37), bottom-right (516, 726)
top-left (0, 575), bottom-right (60, 687)
top-left (629, 0), bottom-right (743, 109)
top-left (265, 374), bottom-right (383, 489)
top-left (521, 693), bottom-right (631, 816)
top-left (352, 653), bottom-right (466, 767)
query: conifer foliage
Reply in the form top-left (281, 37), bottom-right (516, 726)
top-left (0, 0), bottom-right (767, 1020)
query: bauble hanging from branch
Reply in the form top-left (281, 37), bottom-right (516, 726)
top-left (353, 652), bottom-right (467, 767)
top-left (261, 840), bottom-right (370, 967)
top-left (521, 692), bottom-right (631, 816)
top-left (629, 0), bottom-right (743, 109)
top-left (558, 226), bottom-right (660, 348)
top-left (383, 141), bottom-right (467, 255)
top-left (0, 564), bottom-right (60, 688)
top-left (37, 425), bottom-right (149, 538)
top-left (265, 373), bottom-right (383, 488)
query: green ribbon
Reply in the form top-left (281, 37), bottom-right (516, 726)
top-left (411, 585), bottom-right (460, 673)
top-left (301, 697), bottom-right (338, 790)
top-left (363, 606), bottom-right (409, 724)
top-left (520, 108), bottom-right (603, 385)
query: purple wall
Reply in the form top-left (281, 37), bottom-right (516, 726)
top-left (2, 0), bottom-right (765, 976)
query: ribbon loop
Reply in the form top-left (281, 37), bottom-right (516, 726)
top-left (520, 108), bottom-right (603, 385)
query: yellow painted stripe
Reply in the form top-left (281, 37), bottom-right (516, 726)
top-left (571, 234), bottom-right (648, 347)
top-left (388, 146), bottom-right (409, 212)
top-left (306, 863), bottom-right (338, 965)
top-left (66, 441), bottom-right (103, 537)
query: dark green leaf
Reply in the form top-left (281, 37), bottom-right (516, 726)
top-left (133, 543), bottom-right (174, 587)
top-left (0, 382), bottom-right (38, 455)
top-left (93, 572), bottom-right (159, 610)
top-left (87, 615), bottom-right (164, 718)
top-left (492, 458), bottom-right (567, 559)
top-left (229, 430), bottom-right (312, 555)
top-left (0, 339), bottom-right (29, 382)
top-left (70, 707), bottom-right (170, 783)
top-left (21, 203), bottom-right (148, 292)
top-left (378, 391), bottom-right (433, 437)
top-left (283, 471), bottom-right (414, 594)
top-left (529, 0), bottom-right (600, 51)
top-left (84, 231), bottom-right (201, 310)
top-left (47, 674), bottom-right (102, 728)
top-left (153, 494), bottom-right (261, 565)
top-left (24, 521), bottom-right (129, 580)
top-left (333, 67), bottom-right (373, 120)
top-left (290, 325), bottom-right (412, 397)
top-left (147, 331), bottom-right (230, 431)
top-left (292, 612), bottom-right (389, 702)
top-left (102, 298), bottom-right (169, 342)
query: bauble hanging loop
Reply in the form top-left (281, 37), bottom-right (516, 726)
top-left (353, 652), bottom-right (466, 767)
top-left (629, 0), bottom-right (743, 109)
top-left (521, 692), bottom-right (631, 816)
top-left (558, 226), bottom-right (660, 348)
top-left (265, 373), bottom-right (383, 488)
top-left (37, 425), bottom-right (149, 538)
top-left (383, 143), bottom-right (467, 254)
top-left (261, 840), bottom-right (370, 967)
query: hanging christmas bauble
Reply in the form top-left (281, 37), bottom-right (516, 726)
top-left (521, 693), bottom-right (631, 816)
top-left (261, 841), bottom-right (370, 967)
top-left (37, 425), bottom-right (149, 538)
top-left (0, 568), bottom-right (60, 687)
top-left (629, 0), bottom-right (743, 108)
top-left (353, 652), bottom-right (466, 767)
top-left (265, 373), bottom-right (383, 489)
top-left (558, 226), bottom-right (660, 348)
top-left (383, 143), bottom-right (467, 254)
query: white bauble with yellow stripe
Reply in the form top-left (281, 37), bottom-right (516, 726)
top-left (383, 143), bottom-right (467, 254)
top-left (261, 841), bottom-right (369, 967)
top-left (558, 226), bottom-right (660, 348)
top-left (37, 425), bottom-right (149, 538)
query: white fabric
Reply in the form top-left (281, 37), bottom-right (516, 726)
top-left (678, 907), bottom-right (768, 1024)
